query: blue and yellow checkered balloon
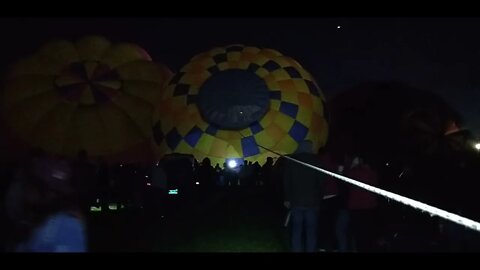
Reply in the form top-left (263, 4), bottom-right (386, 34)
top-left (153, 45), bottom-right (328, 166)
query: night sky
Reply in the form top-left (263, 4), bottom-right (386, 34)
top-left (1, 17), bottom-right (479, 134)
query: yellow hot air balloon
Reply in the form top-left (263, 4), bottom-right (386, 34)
top-left (2, 35), bottom-right (172, 163)
top-left (152, 45), bottom-right (328, 166)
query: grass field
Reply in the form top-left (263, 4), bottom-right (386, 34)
top-left (89, 188), bottom-right (290, 252)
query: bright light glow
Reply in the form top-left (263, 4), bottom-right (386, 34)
top-left (120, 164), bottom-right (123, 167)
top-left (147, 182), bottom-right (151, 186)
top-left (386, 163), bottom-right (389, 166)
top-left (475, 143), bottom-right (480, 150)
top-left (108, 203), bottom-right (117, 210)
top-left (337, 25), bottom-right (341, 29)
top-left (168, 189), bottom-right (178, 195)
top-left (228, 160), bottom-right (237, 168)
top-left (90, 206), bottom-right (102, 212)
top-left (195, 181), bottom-right (200, 185)
top-left (145, 175), bottom-right (149, 178)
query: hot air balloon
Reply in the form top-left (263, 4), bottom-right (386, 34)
top-left (2, 35), bottom-right (172, 163)
top-left (152, 45), bottom-right (328, 166)
top-left (328, 81), bottom-right (466, 166)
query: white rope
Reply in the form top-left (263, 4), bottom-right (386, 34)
top-left (248, 139), bottom-right (480, 232)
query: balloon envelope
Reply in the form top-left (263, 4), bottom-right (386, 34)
top-left (153, 45), bottom-right (328, 166)
top-left (2, 35), bottom-right (172, 163)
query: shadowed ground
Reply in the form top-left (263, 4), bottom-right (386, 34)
top-left (88, 188), bottom-right (289, 252)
